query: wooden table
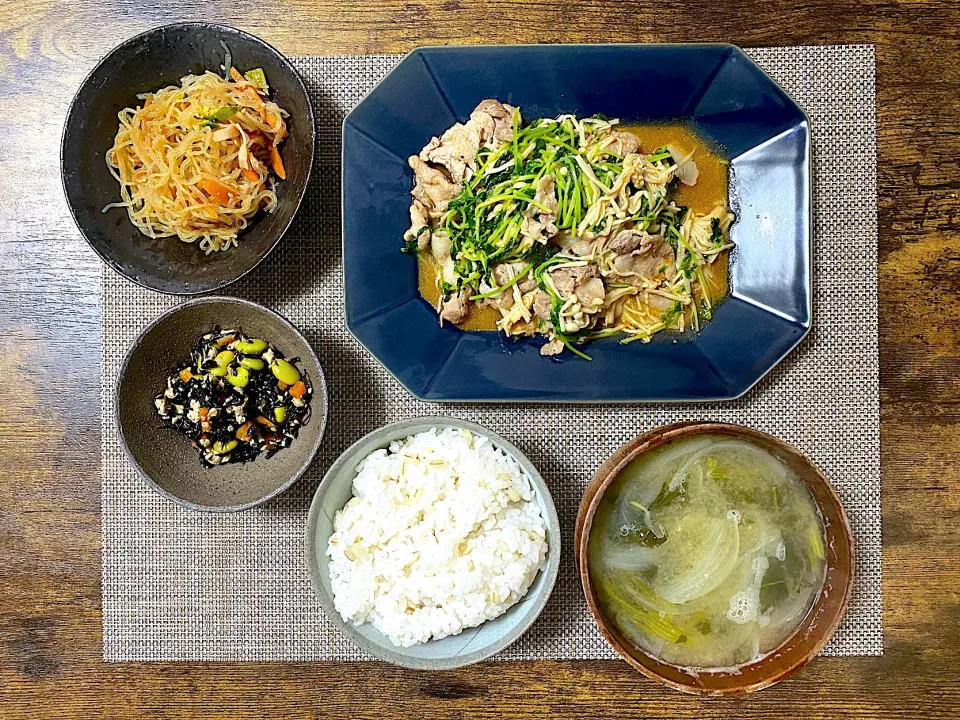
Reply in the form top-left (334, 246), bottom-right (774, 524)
top-left (2, 1), bottom-right (958, 717)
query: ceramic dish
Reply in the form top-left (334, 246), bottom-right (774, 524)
top-left (116, 297), bottom-right (328, 511)
top-left (342, 44), bottom-right (810, 402)
top-left (304, 417), bottom-right (561, 669)
top-left (575, 421), bottom-right (854, 694)
top-left (62, 22), bottom-right (315, 295)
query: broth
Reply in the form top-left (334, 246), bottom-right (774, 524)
top-left (416, 123), bottom-right (730, 333)
top-left (588, 435), bottom-right (826, 669)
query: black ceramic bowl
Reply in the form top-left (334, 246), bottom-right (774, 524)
top-left (116, 297), bottom-right (328, 511)
top-left (62, 23), bottom-right (315, 295)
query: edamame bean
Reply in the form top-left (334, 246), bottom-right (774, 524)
top-left (212, 439), bottom-right (239, 454)
top-left (227, 366), bottom-right (249, 388)
top-left (235, 338), bottom-right (268, 354)
top-left (274, 406), bottom-right (288, 424)
top-left (270, 359), bottom-right (301, 385)
top-left (239, 356), bottom-right (265, 371)
top-left (208, 366), bottom-right (228, 377)
top-left (215, 350), bottom-right (236, 367)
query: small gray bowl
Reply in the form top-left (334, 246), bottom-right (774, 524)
top-left (116, 297), bottom-right (328, 511)
top-left (305, 417), bottom-right (561, 669)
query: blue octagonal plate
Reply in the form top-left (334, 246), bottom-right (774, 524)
top-left (342, 44), bottom-right (810, 403)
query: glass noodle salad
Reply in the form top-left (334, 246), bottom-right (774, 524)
top-left (106, 64), bottom-right (289, 253)
top-left (404, 100), bottom-right (735, 358)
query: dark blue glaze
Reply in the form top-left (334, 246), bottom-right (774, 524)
top-left (342, 44), bottom-right (811, 402)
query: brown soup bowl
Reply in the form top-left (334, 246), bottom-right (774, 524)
top-left (575, 421), bottom-right (854, 695)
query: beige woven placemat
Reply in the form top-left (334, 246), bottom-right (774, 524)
top-left (101, 45), bottom-right (881, 661)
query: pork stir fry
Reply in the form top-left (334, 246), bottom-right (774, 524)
top-left (403, 100), bottom-right (735, 358)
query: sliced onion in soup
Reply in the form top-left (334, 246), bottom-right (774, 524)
top-left (651, 509), bottom-right (741, 604)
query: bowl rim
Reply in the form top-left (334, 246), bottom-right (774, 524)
top-left (114, 296), bottom-right (329, 512)
top-left (304, 416), bottom-right (562, 669)
top-left (61, 21), bottom-right (316, 296)
top-left (575, 421), bottom-right (855, 694)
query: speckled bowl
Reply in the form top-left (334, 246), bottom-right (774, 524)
top-left (116, 297), bottom-right (328, 511)
top-left (305, 417), bottom-right (561, 669)
top-left (576, 421), bottom-right (854, 694)
top-left (62, 22), bottom-right (315, 294)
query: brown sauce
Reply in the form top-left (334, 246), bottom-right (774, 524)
top-left (417, 123), bottom-right (730, 333)
top-left (418, 254), bottom-right (502, 331)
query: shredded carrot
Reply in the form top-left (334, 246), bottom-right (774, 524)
top-left (179, 368), bottom-right (192, 382)
top-left (242, 168), bottom-right (260, 182)
top-left (244, 87), bottom-right (263, 106)
top-left (289, 381), bottom-right (306, 399)
top-left (264, 109), bottom-right (278, 128)
top-left (236, 421), bottom-right (254, 441)
top-left (269, 146), bottom-right (286, 180)
top-left (256, 416), bottom-right (275, 428)
top-left (229, 67), bottom-right (244, 83)
top-left (199, 178), bottom-right (234, 205)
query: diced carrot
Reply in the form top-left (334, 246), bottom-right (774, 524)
top-left (179, 368), bottom-right (192, 382)
top-left (198, 407), bottom-right (212, 432)
top-left (256, 416), bottom-right (276, 428)
top-left (289, 381), bottom-right (306, 399)
top-left (242, 168), bottom-right (260, 182)
top-left (217, 334), bottom-right (236, 347)
top-left (236, 421), bottom-right (254, 441)
top-left (268, 145), bottom-right (286, 180)
top-left (199, 178), bottom-right (234, 205)
top-left (276, 381), bottom-right (288, 391)
top-left (198, 408), bottom-right (209, 419)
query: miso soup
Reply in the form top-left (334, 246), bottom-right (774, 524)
top-left (588, 435), bottom-right (826, 669)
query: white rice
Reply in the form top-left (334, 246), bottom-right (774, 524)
top-left (326, 427), bottom-right (548, 647)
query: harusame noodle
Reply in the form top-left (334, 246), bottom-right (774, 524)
top-left (106, 68), bottom-right (289, 253)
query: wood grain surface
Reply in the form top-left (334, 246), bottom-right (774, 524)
top-left (2, 0), bottom-right (959, 717)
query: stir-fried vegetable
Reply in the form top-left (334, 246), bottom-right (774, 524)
top-left (406, 101), bottom-right (736, 356)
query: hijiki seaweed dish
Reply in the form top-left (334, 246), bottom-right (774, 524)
top-left (403, 99), bottom-right (735, 358)
top-left (154, 328), bottom-right (313, 466)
